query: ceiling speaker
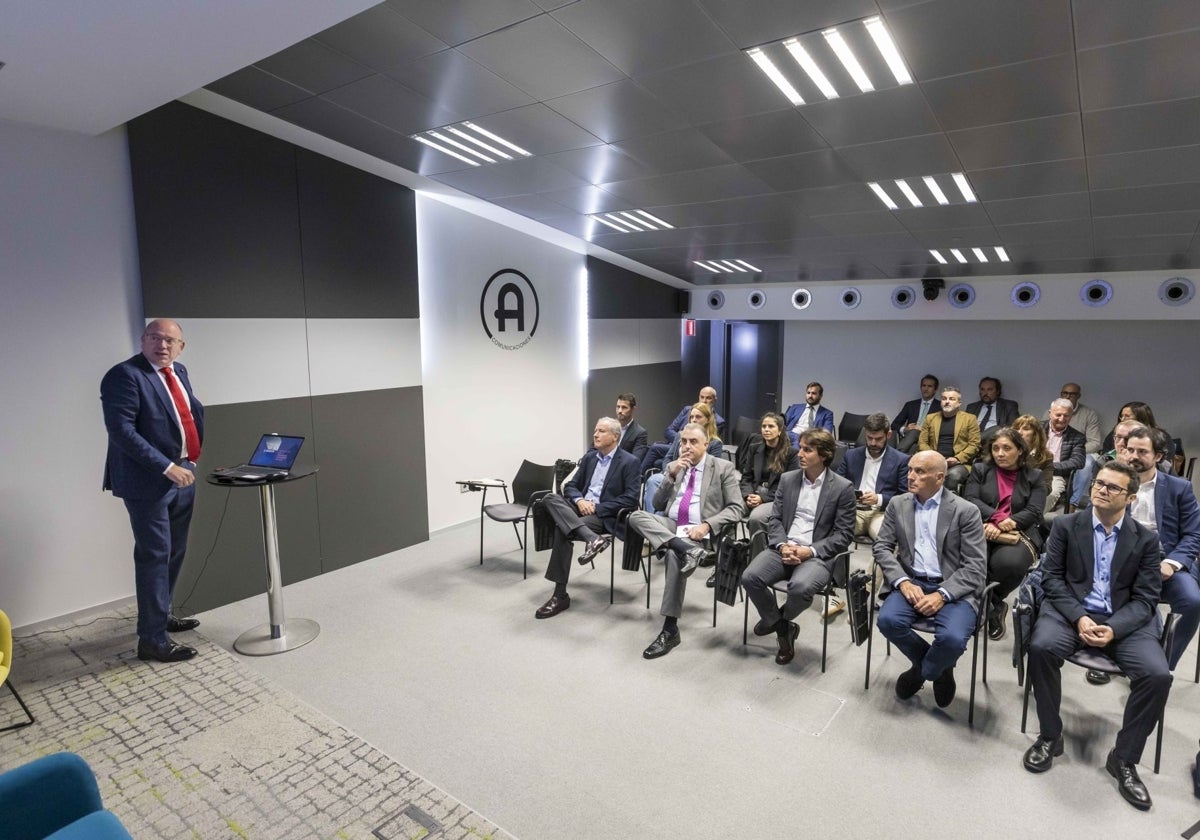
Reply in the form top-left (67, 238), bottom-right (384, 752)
top-left (840, 287), bottom-right (861, 310)
top-left (1011, 281), bottom-right (1040, 308)
top-left (891, 285), bottom-right (915, 309)
top-left (747, 289), bottom-right (765, 309)
top-left (791, 288), bottom-right (812, 310)
top-left (1159, 276), bottom-right (1194, 306)
top-left (948, 283), bottom-right (975, 308)
top-left (1080, 279), bottom-right (1112, 307)
top-left (706, 290), bottom-right (725, 311)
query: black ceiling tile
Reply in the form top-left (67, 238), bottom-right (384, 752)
top-left (611, 128), bottom-right (733, 174)
top-left (635, 52), bottom-right (795, 125)
top-left (1092, 182), bottom-right (1200, 216)
top-left (696, 109), bottom-right (828, 162)
top-left (541, 185), bottom-right (631, 214)
top-left (600, 164), bottom-right (773, 207)
top-left (386, 49), bottom-right (534, 120)
top-left (1088, 145), bottom-right (1200, 191)
top-left (432, 157), bottom-right (589, 198)
top-left (457, 14), bottom-right (625, 100)
top-left (1073, 0), bottom-right (1200, 50)
top-left (206, 67), bottom-right (313, 113)
top-left (323, 74), bottom-right (462, 135)
top-left (546, 79), bottom-right (689, 143)
top-left (1083, 96), bottom-right (1200, 156)
top-left (995, 218), bottom-right (1093, 243)
top-left (469, 103), bottom-right (604, 156)
top-left (809, 212), bottom-right (906, 236)
top-left (1093, 211), bottom-right (1200, 240)
top-left (981, 192), bottom-right (1091, 226)
top-left (947, 113), bottom-right (1083, 170)
top-left (788, 184), bottom-right (882, 215)
top-left (921, 53), bottom-right (1079, 131)
top-left (695, 0), bottom-right (879, 49)
top-left (553, 0), bottom-right (738, 76)
top-left (1078, 28), bottom-right (1200, 112)
top-left (543, 145), bottom-right (658, 185)
top-left (256, 39), bottom-right (375, 95)
top-left (798, 85), bottom-right (942, 146)
top-left (893, 203), bottom-right (993, 231)
top-left (967, 159), bottom-right (1088, 201)
top-left (742, 149), bottom-right (861, 191)
top-left (313, 5), bottom-right (447, 75)
top-left (385, 0), bottom-right (543, 46)
top-left (834, 133), bottom-right (959, 181)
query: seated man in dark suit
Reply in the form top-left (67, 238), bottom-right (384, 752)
top-left (891, 374), bottom-right (939, 454)
top-left (742, 429), bottom-right (855, 665)
top-left (874, 451), bottom-right (987, 708)
top-left (640, 385), bottom-right (724, 472)
top-left (784, 381), bottom-right (835, 447)
top-left (613, 393), bottom-right (648, 464)
top-left (1042, 398), bottom-right (1087, 512)
top-left (629, 423), bottom-right (745, 659)
top-left (534, 417), bottom-right (641, 619)
top-left (965, 376), bottom-right (1019, 445)
top-left (1023, 461), bottom-right (1171, 812)
top-left (917, 386), bottom-right (980, 494)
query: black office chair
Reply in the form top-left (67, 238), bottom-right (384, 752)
top-left (476, 459), bottom-right (555, 579)
top-left (837, 412), bottom-right (870, 447)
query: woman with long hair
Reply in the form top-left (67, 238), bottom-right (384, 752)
top-left (1103, 401), bottom-right (1176, 468)
top-left (1011, 414), bottom-right (1053, 493)
top-left (739, 412), bottom-right (799, 535)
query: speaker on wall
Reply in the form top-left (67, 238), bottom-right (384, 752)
top-left (891, 286), bottom-right (915, 309)
top-left (747, 289), bottom-right (765, 309)
top-left (948, 283), bottom-right (975, 308)
top-left (676, 289), bottom-right (691, 314)
top-left (1081, 279), bottom-right (1113, 307)
top-left (840, 287), bottom-right (861, 310)
top-left (1011, 281), bottom-right (1040, 308)
top-left (707, 290), bottom-right (726, 311)
top-left (1159, 277), bottom-right (1194, 306)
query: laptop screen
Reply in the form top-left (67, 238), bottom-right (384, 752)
top-left (246, 434), bottom-right (305, 469)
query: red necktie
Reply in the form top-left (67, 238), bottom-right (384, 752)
top-left (159, 366), bottom-right (201, 462)
top-left (676, 468), bottom-right (697, 526)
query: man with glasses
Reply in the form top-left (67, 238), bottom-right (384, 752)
top-left (1048, 383), bottom-right (1103, 510)
top-left (1023, 461), bottom-right (1171, 812)
top-left (101, 319), bottom-right (204, 663)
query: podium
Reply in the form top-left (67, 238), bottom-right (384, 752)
top-left (206, 467), bottom-right (320, 655)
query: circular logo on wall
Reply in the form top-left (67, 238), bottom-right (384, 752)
top-left (480, 268), bottom-right (540, 350)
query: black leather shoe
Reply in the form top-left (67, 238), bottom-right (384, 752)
top-left (775, 621), bottom-right (799, 665)
top-left (752, 618), bottom-right (774, 637)
top-left (1022, 735), bottom-right (1064, 773)
top-left (535, 594), bottom-right (570, 619)
top-left (933, 668), bottom-right (956, 708)
top-left (705, 572), bottom-right (716, 588)
top-left (577, 534), bottom-right (613, 565)
top-left (166, 615), bottom-right (200, 632)
top-left (678, 546), bottom-right (713, 578)
top-left (987, 601), bottom-right (1007, 641)
top-left (1086, 669), bottom-right (1112, 685)
top-left (1106, 750), bottom-right (1152, 810)
top-left (643, 629), bottom-right (680, 659)
top-left (137, 640), bottom-right (197, 663)
top-left (895, 665), bottom-right (924, 699)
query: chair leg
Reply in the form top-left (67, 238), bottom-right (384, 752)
top-left (1154, 710), bottom-right (1164, 774)
top-left (609, 542), bottom-right (616, 606)
top-left (521, 517), bottom-right (529, 579)
top-left (968, 630), bottom-right (980, 728)
top-left (820, 588), bottom-right (830, 673)
top-left (742, 590), bottom-right (749, 645)
top-left (0, 681), bottom-right (35, 732)
top-left (1194, 643), bottom-right (1199, 684)
top-left (864, 609), bottom-right (874, 691)
top-left (982, 622), bottom-right (989, 686)
top-left (512, 521), bottom-right (524, 551)
top-left (1020, 657), bottom-right (1032, 733)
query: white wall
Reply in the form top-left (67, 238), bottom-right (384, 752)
top-left (417, 195), bottom-right (586, 531)
top-left (0, 118), bottom-right (143, 627)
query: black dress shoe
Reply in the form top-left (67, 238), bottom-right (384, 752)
top-left (577, 534), bottom-right (613, 565)
top-left (775, 621), bottom-right (799, 665)
top-left (137, 640), bottom-right (198, 663)
top-left (166, 615), bottom-right (200, 632)
top-left (1106, 750), bottom-right (1152, 810)
top-left (932, 668), bottom-right (956, 708)
top-left (643, 629), bottom-right (680, 659)
top-left (705, 572), bottom-right (716, 588)
top-left (1086, 669), bottom-right (1112, 685)
top-left (752, 618), bottom-right (774, 637)
top-left (535, 594), bottom-right (570, 619)
top-left (987, 600), bottom-right (1007, 641)
top-left (1022, 735), bottom-right (1064, 773)
top-left (895, 664), bottom-right (924, 699)
top-left (678, 546), bottom-right (713, 578)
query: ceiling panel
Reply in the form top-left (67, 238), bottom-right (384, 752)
top-left (385, 0), bottom-right (542, 46)
top-left (788, 184), bottom-right (883, 216)
top-left (694, 0), bottom-right (879, 49)
top-left (433, 156), bottom-right (590, 198)
top-left (982, 192), bottom-right (1092, 226)
top-left (1072, 0), bottom-right (1200, 49)
top-left (833, 133), bottom-right (961, 182)
top-left (386, 49), bottom-right (535, 120)
top-left (611, 128), bottom-right (734, 174)
top-left (255, 39), bottom-right (374, 95)
top-left (1078, 28), bottom-right (1200, 111)
top-left (1092, 211), bottom-right (1200, 239)
top-left (798, 85), bottom-right (942, 147)
top-left (645, 193), bottom-right (812, 228)
top-left (1091, 182), bottom-right (1200, 216)
top-left (894, 203), bottom-right (994, 231)
top-left (466, 103), bottom-right (604, 156)
top-left (996, 218), bottom-right (1094, 243)
top-left (490, 193), bottom-right (573, 219)
top-left (323, 73), bottom-right (462, 135)
top-left (541, 185), bottom-right (632, 215)
top-left (809, 212), bottom-right (906, 236)
top-left (1096, 234), bottom-right (1194, 257)
top-left (921, 53), bottom-right (1079, 131)
top-left (545, 79), bottom-right (689, 143)
top-left (948, 114), bottom-right (1083, 170)
top-left (743, 149), bottom-right (861, 192)
top-left (1083, 96), bottom-right (1200, 156)
top-left (207, 66), bottom-right (313, 113)
top-left (635, 52), bottom-right (794, 125)
top-left (600, 164), bottom-right (773, 207)
top-left (313, 6), bottom-right (446, 75)
top-left (270, 97), bottom-right (432, 172)
top-left (967, 159), bottom-right (1089, 201)
top-left (908, 225), bottom-right (1001, 248)
top-left (696, 109), bottom-right (828, 162)
top-left (1088, 145), bottom-right (1200, 190)
top-left (542, 144), bottom-right (658, 185)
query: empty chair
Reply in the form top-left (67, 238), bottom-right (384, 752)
top-left (837, 412), bottom-right (870, 447)
top-left (476, 460), bottom-right (555, 579)
top-left (0, 608), bottom-right (34, 733)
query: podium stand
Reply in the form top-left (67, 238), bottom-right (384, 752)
top-left (206, 466), bottom-right (319, 656)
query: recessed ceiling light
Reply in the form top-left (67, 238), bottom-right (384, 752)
top-left (617, 211), bottom-right (649, 230)
top-left (868, 182), bottom-right (898, 210)
top-left (922, 176), bottom-right (949, 206)
top-left (950, 248), bottom-right (968, 264)
top-left (635, 210), bottom-right (673, 229)
top-left (823, 27), bottom-right (874, 93)
top-left (733, 259), bottom-right (762, 272)
top-left (593, 215), bottom-right (634, 233)
top-left (747, 47), bottom-right (804, 105)
top-left (952, 172), bottom-right (977, 203)
top-left (447, 126), bottom-right (511, 160)
top-left (413, 135), bottom-right (479, 167)
top-left (784, 38), bottom-right (838, 99)
top-left (695, 261), bottom-right (722, 273)
top-left (429, 131), bottom-right (494, 163)
top-left (722, 261), bottom-right (749, 273)
top-left (863, 17), bottom-right (912, 85)
top-left (972, 247), bottom-right (988, 262)
top-left (588, 209), bottom-right (673, 233)
top-left (412, 121), bottom-right (531, 165)
top-left (995, 246), bottom-right (1010, 262)
top-left (894, 179), bottom-right (923, 208)
top-left (462, 122), bottom-right (530, 157)
top-left (929, 250), bottom-right (947, 264)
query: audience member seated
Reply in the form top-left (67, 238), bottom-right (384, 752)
top-left (1012, 414), bottom-right (1054, 493)
top-left (1101, 401), bottom-right (1176, 472)
top-left (1022, 461), bottom-right (1171, 812)
top-left (784, 381), bottom-right (834, 446)
top-left (1050, 383), bottom-right (1103, 509)
top-left (963, 428), bottom-right (1046, 641)
top-left (739, 411), bottom-right (800, 537)
top-left (628, 423), bottom-right (745, 660)
top-left (1042, 399), bottom-right (1087, 512)
top-left (917, 386), bottom-right (980, 494)
top-left (891, 374), bottom-right (939, 455)
top-left (965, 376), bottom-right (1019, 445)
top-left (612, 392), bottom-right (648, 464)
top-left (643, 402), bottom-right (724, 511)
top-left (874, 451), bottom-right (988, 708)
top-left (640, 386), bottom-right (724, 473)
top-left (533, 417), bottom-right (641, 619)
top-left (741, 429), bottom-right (856, 666)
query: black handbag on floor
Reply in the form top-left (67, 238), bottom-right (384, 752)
top-left (621, 527), bottom-right (645, 572)
top-left (531, 498), bottom-right (555, 553)
top-left (846, 570), bottom-right (872, 646)
top-left (714, 536), bottom-right (751, 607)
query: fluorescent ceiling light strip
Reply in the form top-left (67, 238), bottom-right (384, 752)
top-left (929, 249), bottom-right (947, 265)
top-left (619, 211), bottom-right (655, 230)
top-left (923, 176), bottom-right (949, 205)
top-left (695, 261), bottom-right (722, 273)
top-left (863, 16), bottom-right (912, 85)
top-left (592, 214), bottom-right (633, 233)
top-left (995, 246), bottom-right (1010, 262)
top-left (429, 131), bottom-right (494, 163)
top-left (784, 38), bottom-right (838, 99)
top-left (721, 261), bottom-right (748, 272)
top-left (413, 135), bottom-right (479, 166)
top-left (447, 126), bottom-right (511, 160)
top-left (950, 248), bottom-right (967, 264)
top-left (868, 182), bottom-right (899, 210)
top-left (894, 179), bottom-right (923, 207)
top-left (747, 47), bottom-right (804, 105)
top-left (734, 260), bottom-right (761, 272)
top-left (952, 172), bottom-right (977, 203)
top-left (823, 27), bottom-right (874, 93)
top-left (462, 121), bottom-right (530, 156)
top-left (972, 247), bottom-right (988, 262)
top-left (636, 210), bottom-right (673, 229)
top-left (607, 212), bottom-right (645, 231)
top-left (710, 261), bottom-right (736, 273)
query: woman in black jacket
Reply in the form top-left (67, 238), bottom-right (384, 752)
top-left (740, 412), bottom-right (800, 536)
top-left (964, 427), bottom-right (1046, 642)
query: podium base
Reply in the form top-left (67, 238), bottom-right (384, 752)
top-left (234, 618), bottom-right (320, 656)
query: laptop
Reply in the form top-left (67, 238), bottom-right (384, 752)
top-left (210, 434), bottom-right (305, 482)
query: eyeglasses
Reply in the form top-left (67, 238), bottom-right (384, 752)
top-left (1090, 479), bottom-right (1130, 496)
top-left (143, 333), bottom-right (183, 347)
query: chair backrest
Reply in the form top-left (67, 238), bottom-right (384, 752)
top-left (0, 609), bottom-right (11, 682)
top-left (511, 460), bottom-right (556, 506)
top-left (830, 442), bottom-right (848, 473)
top-left (837, 412), bottom-right (870, 446)
top-left (731, 416), bottom-right (758, 451)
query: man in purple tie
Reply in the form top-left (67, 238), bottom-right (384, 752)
top-left (628, 424), bottom-right (745, 659)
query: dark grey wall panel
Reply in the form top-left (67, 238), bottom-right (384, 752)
top-left (310, 387), bottom-right (428, 568)
top-left (587, 256), bottom-right (682, 318)
top-left (127, 102), bottom-right (305, 318)
top-left (296, 149), bottom-right (419, 318)
top-left (586, 361), bottom-right (683, 448)
top-left (175, 398), bottom-right (321, 617)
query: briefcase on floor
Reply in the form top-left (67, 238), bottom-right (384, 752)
top-left (621, 527), bottom-right (645, 572)
top-left (714, 536), bottom-right (751, 607)
top-left (846, 570), bottom-right (871, 646)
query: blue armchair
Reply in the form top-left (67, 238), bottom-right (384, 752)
top-left (0, 752), bottom-right (132, 839)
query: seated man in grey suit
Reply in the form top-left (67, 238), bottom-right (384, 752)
top-left (628, 423), bottom-right (745, 659)
top-left (874, 451), bottom-right (987, 708)
top-left (535, 417), bottom-right (641, 619)
top-left (742, 429), bottom-right (856, 665)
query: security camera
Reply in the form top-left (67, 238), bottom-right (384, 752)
top-left (921, 277), bottom-right (945, 301)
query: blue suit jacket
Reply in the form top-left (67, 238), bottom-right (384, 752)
top-left (835, 445), bottom-right (909, 510)
top-left (101, 353), bottom-right (204, 500)
top-left (784, 403), bottom-right (834, 446)
top-left (564, 446), bottom-right (640, 535)
top-left (1150, 471), bottom-right (1200, 572)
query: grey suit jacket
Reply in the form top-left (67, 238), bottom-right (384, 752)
top-left (873, 489), bottom-right (988, 612)
top-left (765, 469), bottom-right (856, 573)
top-left (652, 454), bottom-right (745, 534)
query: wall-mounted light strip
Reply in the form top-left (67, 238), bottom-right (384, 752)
top-left (588, 209), bottom-right (674, 232)
top-left (412, 121), bottom-right (532, 166)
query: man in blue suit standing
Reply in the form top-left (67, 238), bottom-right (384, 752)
top-left (534, 417), bottom-right (640, 619)
top-left (101, 319), bottom-right (204, 663)
top-left (784, 382), bottom-right (834, 446)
